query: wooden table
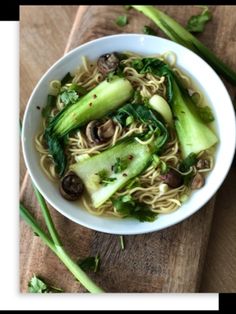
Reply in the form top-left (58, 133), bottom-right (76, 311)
top-left (20, 5), bottom-right (236, 293)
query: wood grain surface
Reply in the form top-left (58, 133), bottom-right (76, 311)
top-left (20, 5), bottom-right (236, 293)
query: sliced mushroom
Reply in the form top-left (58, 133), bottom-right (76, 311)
top-left (190, 172), bottom-right (205, 190)
top-left (160, 169), bottom-right (183, 188)
top-left (97, 52), bottom-right (120, 75)
top-left (97, 119), bottom-right (115, 140)
top-left (59, 171), bottom-right (84, 201)
top-left (196, 158), bottom-right (210, 170)
top-left (85, 120), bottom-right (100, 144)
top-left (86, 119), bottom-right (115, 144)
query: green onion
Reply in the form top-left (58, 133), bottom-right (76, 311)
top-left (131, 5), bottom-right (236, 86)
top-left (20, 189), bottom-right (104, 293)
top-left (119, 235), bottom-right (125, 251)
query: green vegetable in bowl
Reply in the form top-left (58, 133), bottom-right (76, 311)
top-left (130, 57), bottom-right (218, 158)
top-left (44, 76), bottom-right (134, 176)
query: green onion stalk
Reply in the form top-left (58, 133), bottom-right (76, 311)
top-left (131, 5), bottom-right (236, 87)
top-left (20, 187), bottom-right (104, 293)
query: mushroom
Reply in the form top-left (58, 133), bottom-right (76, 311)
top-left (160, 168), bottom-right (183, 188)
top-left (97, 119), bottom-right (115, 141)
top-left (59, 171), bottom-right (84, 201)
top-left (86, 119), bottom-right (115, 144)
top-left (196, 158), bottom-right (210, 170)
top-left (85, 120), bottom-right (100, 144)
top-left (97, 52), bottom-right (120, 75)
top-left (190, 172), bottom-right (205, 190)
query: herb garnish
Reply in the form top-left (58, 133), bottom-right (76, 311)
top-left (28, 275), bottom-right (63, 293)
top-left (112, 194), bottom-right (158, 222)
top-left (96, 169), bottom-right (117, 186)
top-left (116, 15), bottom-right (128, 27)
top-left (187, 6), bottom-right (212, 33)
top-left (112, 157), bottom-right (131, 174)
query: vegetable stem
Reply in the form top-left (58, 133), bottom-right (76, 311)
top-left (20, 195), bottom-right (104, 293)
top-left (119, 235), bottom-right (125, 251)
top-left (20, 203), bottom-right (57, 253)
top-left (33, 186), bottom-right (62, 247)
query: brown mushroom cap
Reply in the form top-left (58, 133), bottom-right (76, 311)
top-left (97, 119), bottom-right (115, 140)
top-left (85, 119), bottom-right (115, 145)
top-left (97, 53), bottom-right (120, 75)
top-left (190, 172), bottom-right (205, 190)
top-left (160, 168), bottom-right (183, 188)
top-left (85, 120), bottom-right (100, 144)
top-left (59, 171), bottom-right (84, 201)
top-left (196, 158), bottom-right (210, 170)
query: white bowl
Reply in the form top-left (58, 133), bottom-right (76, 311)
top-left (22, 34), bottom-right (236, 235)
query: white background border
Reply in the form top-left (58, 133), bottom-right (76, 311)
top-left (0, 21), bottom-right (218, 311)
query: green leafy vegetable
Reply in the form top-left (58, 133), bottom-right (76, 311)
top-left (78, 255), bottom-right (100, 273)
top-left (112, 195), bottom-right (158, 222)
top-left (129, 56), bottom-right (218, 158)
top-left (44, 76), bottom-right (133, 176)
top-left (197, 106), bottom-right (215, 123)
top-left (61, 83), bottom-right (88, 96)
top-left (112, 157), bottom-right (130, 173)
top-left (60, 90), bottom-right (79, 106)
top-left (179, 153), bottom-right (197, 172)
top-left (61, 72), bottom-right (73, 85)
top-left (42, 95), bottom-right (57, 120)
top-left (187, 6), bottom-right (212, 33)
top-left (71, 136), bottom-right (153, 208)
top-left (28, 275), bottom-right (63, 293)
top-left (116, 15), bottom-right (128, 27)
top-left (131, 57), bottom-right (174, 103)
top-left (28, 275), bottom-right (48, 293)
top-left (132, 90), bottom-right (142, 104)
top-left (143, 25), bottom-right (157, 35)
top-left (96, 169), bottom-right (117, 186)
top-left (131, 5), bottom-right (236, 86)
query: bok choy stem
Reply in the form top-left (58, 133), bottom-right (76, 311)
top-left (131, 5), bottom-right (236, 87)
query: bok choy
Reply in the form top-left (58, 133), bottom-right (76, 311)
top-left (44, 76), bottom-right (134, 176)
top-left (130, 57), bottom-right (218, 158)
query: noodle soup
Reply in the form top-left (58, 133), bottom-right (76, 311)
top-left (35, 51), bottom-right (218, 222)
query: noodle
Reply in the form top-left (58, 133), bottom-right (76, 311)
top-left (35, 52), bottom-right (214, 218)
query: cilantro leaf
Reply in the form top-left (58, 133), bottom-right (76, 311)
top-left (78, 255), bottom-right (100, 273)
top-left (60, 90), bottom-right (79, 106)
top-left (187, 6), bottom-right (212, 33)
top-left (96, 169), bottom-right (117, 186)
top-left (28, 275), bottom-right (48, 293)
top-left (116, 15), bottom-right (128, 27)
top-left (112, 157), bottom-right (130, 173)
top-left (112, 195), bottom-right (158, 222)
top-left (28, 275), bottom-right (63, 293)
top-left (143, 25), bottom-right (157, 36)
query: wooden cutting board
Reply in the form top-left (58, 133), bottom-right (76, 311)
top-left (20, 5), bottom-right (234, 293)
